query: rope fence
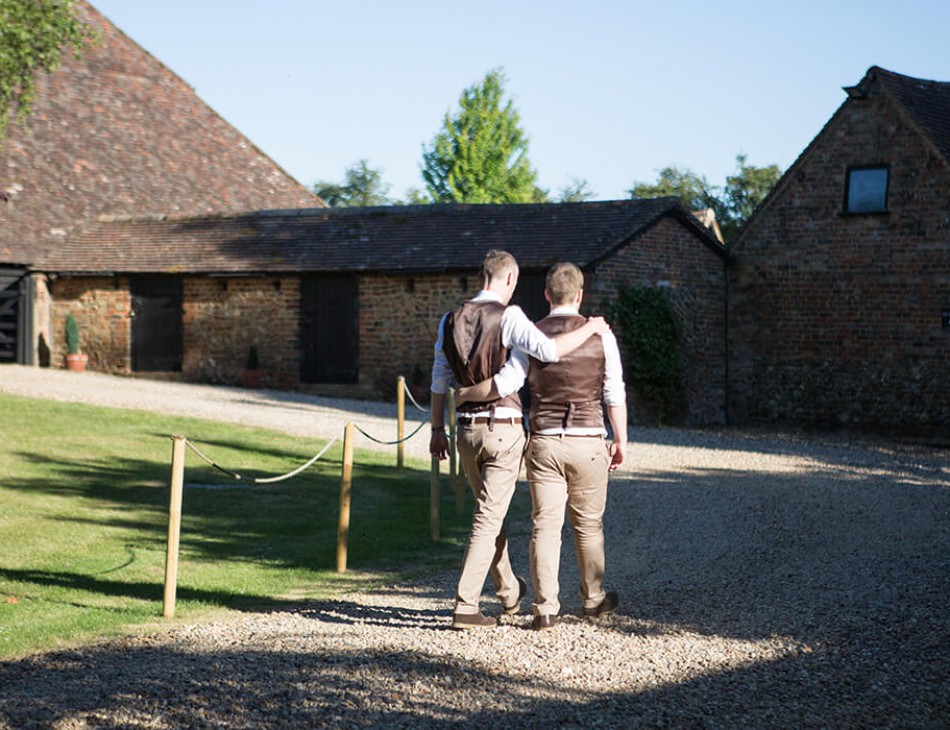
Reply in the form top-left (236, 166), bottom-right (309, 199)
top-left (161, 373), bottom-right (463, 619)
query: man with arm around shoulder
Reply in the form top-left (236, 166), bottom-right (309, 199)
top-left (459, 262), bottom-right (627, 630)
top-left (430, 250), bottom-right (608, 629)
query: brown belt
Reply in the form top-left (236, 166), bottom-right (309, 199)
top-left (457, 416), bottom-right (521, 426)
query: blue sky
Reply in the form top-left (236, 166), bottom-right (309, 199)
top-left (92, 0), bottom-right (950, 202)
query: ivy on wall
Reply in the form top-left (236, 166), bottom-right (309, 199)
top-left (609, 286), bottom-right (684, 425)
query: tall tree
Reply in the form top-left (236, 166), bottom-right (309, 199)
top-left (0, 0), bottom-right (96, 143)
top-left (557, 177), bottom-right (596, 203)
top-left (420, 69), bottom-right (542, 204)
top-left (628, 166), bottom-right (720, 213)
top-left (628, 156), bottom-right (781, 243)
top-left (313, 159), bottom-right (394, 207)
top-left (721, 154), bottom-right (782, 238)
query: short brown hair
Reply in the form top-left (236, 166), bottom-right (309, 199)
top-left (480, 250), bottom-right (518, 284)
top-left (545, 262), bottom-right (584, 304)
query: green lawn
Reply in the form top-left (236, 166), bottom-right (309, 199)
top-left (0, 392), bottom-right (489, 659)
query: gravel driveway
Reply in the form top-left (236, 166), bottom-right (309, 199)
top-left (1, 366), bottom-right (948, 728)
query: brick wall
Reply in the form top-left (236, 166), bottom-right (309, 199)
top-left (359, 273), bottom-right (477, 398)
top-left (729, 89), bottom-right (950, 434)
top-left (182, 276), bottom-right (301, 388)
top-left (585, 217), bottom-right (727, 426)
top-left (51, 276), bottom-right (131, 371)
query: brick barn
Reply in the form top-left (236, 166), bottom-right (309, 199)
top-left (728, 66), bottom-right (950, 437)
top-left (39, 199), bottom-right (727, 425)
top-left (0, 0), bottom-right (321, 367)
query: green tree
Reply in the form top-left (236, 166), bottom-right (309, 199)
top-left (557, 177), bottom-right (595, 203)
top-left (420, 68), bottom-right (542, 204)
top-left (0, 0), bottom-right (97, 143)
top-left (720, 153), bottom-right (782, 240)
top-left (628, 155), bottom-right (782, 243)
top-left (628, 166), bottom-right (721, 213)
top-left (313, 159), bottom-right (394, 207)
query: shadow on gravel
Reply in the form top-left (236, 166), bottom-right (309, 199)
top-left (0, 624), bottom-right (946, 728)
top-left (630, 425), bottom-right (950, 465)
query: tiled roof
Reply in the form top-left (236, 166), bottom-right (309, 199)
top-left (42, 198), bottom-right (724, 275)
top-left (866, 66), bottom-right (950, 165)
top-left (0, 1), bottom-right (320, 266)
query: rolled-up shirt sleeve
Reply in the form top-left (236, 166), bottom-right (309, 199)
top-left (492, 349), bottom-right (529, 398)
top-left (602, 330), bottom-right (626, 406)
top-left (430, 313), bottom-right (453, 395)
top-left (500, 305), bottom-right (559, 363)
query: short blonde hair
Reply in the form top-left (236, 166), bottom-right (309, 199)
top-left (545, 262), bottom-right (584, 304)
top-left (480, 250), bottom-right (518, 285)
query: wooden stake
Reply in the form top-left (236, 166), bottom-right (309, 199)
top-left (337, 421), bottom-right (355, 573)
top-left (447, 389), bottom-right (457, 477)
top-left (396, 375), bottom-right (405, 468)
top-left (447, 389), bottom-right (464, 513)
top-left (430, 456), bottom-right (440, 542)
top-left (163, 435), bottom-right (186, 619)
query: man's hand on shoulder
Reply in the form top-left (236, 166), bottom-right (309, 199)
top-left (586, 316), bottom-right (611, 337)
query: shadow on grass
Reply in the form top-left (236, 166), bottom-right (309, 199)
top-left (2, 442), bottom-right (472, 613)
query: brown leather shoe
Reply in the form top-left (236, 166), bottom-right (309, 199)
top-left (451, 611), bottom-right (499, 630)
top-left (583, 591), bottom-right (618, 618)
top-left (531, 615), bottom-right (557, 631)
top-left (502, 576), bottom-right (527, 615)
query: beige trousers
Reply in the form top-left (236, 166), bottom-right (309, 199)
top-left (526, 434), bottom-right (610, 616)
top-left (453, 421), bottom-right (526, 614)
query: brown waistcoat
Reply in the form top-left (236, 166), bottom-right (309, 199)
top-left (443, 300), bottom-right (522, 413)
top-left (528, 314), bottom-right (605, 432)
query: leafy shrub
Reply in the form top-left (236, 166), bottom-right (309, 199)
top-left (65, 313), bottom-right (81, 355)
top-left (609, 287), bottom-right (684, 424)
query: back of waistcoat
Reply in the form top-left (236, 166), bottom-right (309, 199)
top-left (528, 314), bottom-right (605, 431)
top-left (443, 300), bottom-right (522, 413)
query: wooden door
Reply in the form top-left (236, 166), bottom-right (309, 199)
top-left (300, 275), bottom-right (358, 384)
top-left (0, 271), bottom-right (21, 364)
top-left (130, 276), bottom-right (183, 371)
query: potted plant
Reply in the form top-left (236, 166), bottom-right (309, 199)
top-left (64, 313), bottom-right (88, 372)
top-left (241, 345), bottom-right (265, 388)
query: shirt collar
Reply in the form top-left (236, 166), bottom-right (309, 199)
top-left (472, 290), bottom-right (504, 304)
top-left (550, 305), bottom-right (581, 316)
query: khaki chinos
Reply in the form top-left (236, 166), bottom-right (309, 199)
top-left (453, 419), bottom-right (525, 614)
top-left (526, 433), bottom-right (610, 616)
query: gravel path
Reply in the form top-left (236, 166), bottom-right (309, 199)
top-left (1, 365), bottom-right (949, 728)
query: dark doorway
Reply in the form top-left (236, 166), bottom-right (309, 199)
top-left (0, 270), bottom-right (21, 363)
top-left (131, 276), bottom-right (183, 371)
top-left (0, 268), bottom-right (31, 365)
top-left (512, 270), bottom-right (547, 322)
top-left (300, 275), bottom-right (358, 384)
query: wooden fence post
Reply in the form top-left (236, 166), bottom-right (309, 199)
top-left (430, 456), bottom-right (440, 542)
top-left (336, 421), bottom-right (355, 573)
top-left (163, 435), bottom-right (186, 619)
top-left (396, 375), bottom-right (405, 468)
top-left (447, 389), bottom-right (457, 477)
top-left (447, 389), bottom-right (465, 513)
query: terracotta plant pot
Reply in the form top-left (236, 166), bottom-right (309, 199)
top-left (65, 353), bottom-right (88, 372)
top-left (242, 368), bottom-right (265, 388)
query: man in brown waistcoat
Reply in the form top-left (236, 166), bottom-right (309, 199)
top-left (457, 262), bottom-right (626, 630)
top-left (430, 250), bottom-right (609, 630)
